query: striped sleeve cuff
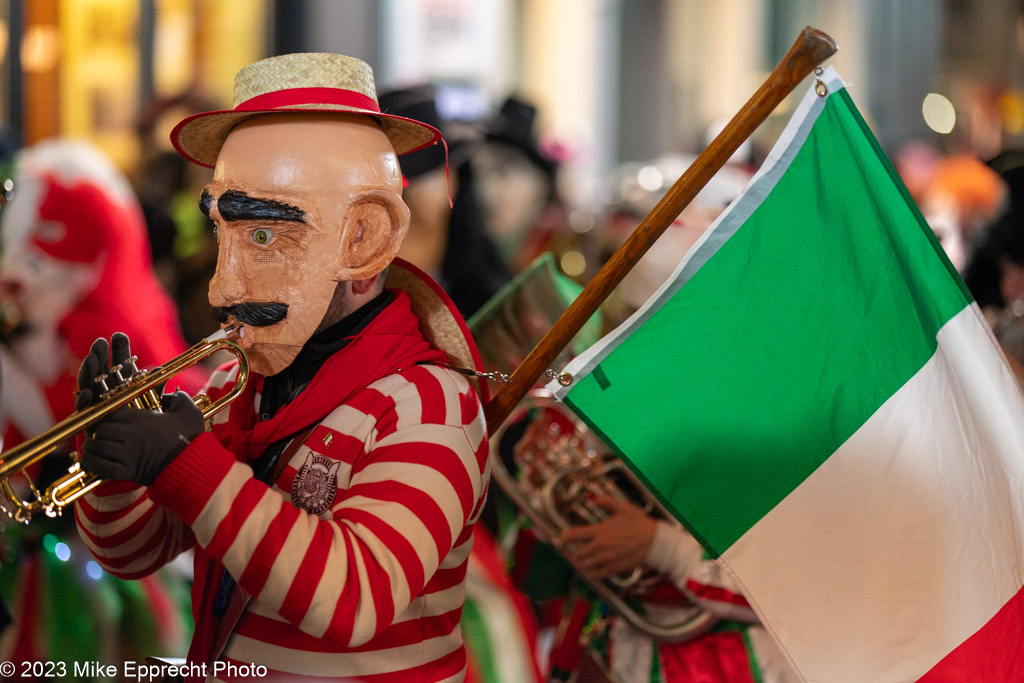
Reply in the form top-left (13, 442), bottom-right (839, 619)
top-left (645, 521), bottom-right (706, 589)
top-left (148, 431), bottom-right (235, 523)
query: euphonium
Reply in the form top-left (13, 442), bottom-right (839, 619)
top-left (0, 327), bottom-right (248, 523)
top-left (488, 390), bottom-right (714, 642)
top-left (469, 255), bottom-right (714, 643)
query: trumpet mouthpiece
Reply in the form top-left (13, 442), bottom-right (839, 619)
top-left (208, 324), bottom-right (243, 342)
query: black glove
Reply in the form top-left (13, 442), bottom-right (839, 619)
top-left (81, 391), bottom-right (205, 486)
top-left (76, 333), bottom-right (132, 411)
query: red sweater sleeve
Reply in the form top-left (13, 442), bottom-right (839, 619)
top-left (74, 479), bottom-right (196, 580)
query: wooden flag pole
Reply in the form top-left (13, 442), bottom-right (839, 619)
top-left (485, 26), bottom-right (838, 432)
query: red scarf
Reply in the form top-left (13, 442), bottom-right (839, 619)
top-left (216, 290), bottom-right (447, 463)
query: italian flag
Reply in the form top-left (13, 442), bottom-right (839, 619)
top-left (551, 68), bottom-right (1024, 681)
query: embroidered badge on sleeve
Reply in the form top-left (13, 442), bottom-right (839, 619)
top-left (291, 452), bottom-right (341, 514)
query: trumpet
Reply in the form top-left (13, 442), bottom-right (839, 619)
top-left (0, 327), bottom-right (249, 523)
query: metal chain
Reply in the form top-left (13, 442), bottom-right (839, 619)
top-left (419, 361), bottom-right (572, 386)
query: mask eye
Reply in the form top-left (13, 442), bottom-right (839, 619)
top-left (251, 228), bottom-right (274, 245)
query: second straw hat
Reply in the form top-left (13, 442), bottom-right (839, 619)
top-left (172, 52), bottom-right (442, 168)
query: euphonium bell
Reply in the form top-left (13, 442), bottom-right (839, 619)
top-left (0, 327), bottom-right (248, 523)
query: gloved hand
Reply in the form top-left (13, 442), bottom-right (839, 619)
top-left (76, 333), bottom-right (132, 411)
top-left (81, 391), bottom-right (205, 486)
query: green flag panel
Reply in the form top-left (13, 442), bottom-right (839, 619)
top-left (563, 87), bottom-right (970, 556)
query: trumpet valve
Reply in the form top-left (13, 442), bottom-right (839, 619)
top-left (94, 373), bottom-right (110, 393)
top-left (110, 364), bottom-right (126, 384)
top-left (123, 355), bottom-right (141, 377)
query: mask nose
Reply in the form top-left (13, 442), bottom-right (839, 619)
top-left (208, 232), bottom-right (247, 305)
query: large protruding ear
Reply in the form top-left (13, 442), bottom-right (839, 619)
top-left (335, 188), bottom-right (410, 281)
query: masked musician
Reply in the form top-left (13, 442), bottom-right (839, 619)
top-left (74, 53), bottom-right (489, 681)
top-left (473, 96), bottom-right (566, 274)
top-left (377, 86), bottom-right (513, 319)
top-left (561, 499), bottom-right (798, 682)
top-left (377, 86), bottom-right (543, 683)
top-left (0, 139), bottom-right (194, 670)
top-left (576, 162), bottom-right (796, 683)
top-left (505, 159), bottom-right (799, 682)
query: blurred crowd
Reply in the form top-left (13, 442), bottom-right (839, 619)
top-left (896, 143), bottom-right (1024, 380)
top-left (0, 74), bottom-right (1022, 683)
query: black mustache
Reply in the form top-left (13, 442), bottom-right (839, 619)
top-left (211, 302), bottom-right (289, 327)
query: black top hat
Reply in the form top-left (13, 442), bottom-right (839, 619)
top-left (378, 86), bottom-right (449, 179)
top-left (484, 96), bottom-right (556, 176)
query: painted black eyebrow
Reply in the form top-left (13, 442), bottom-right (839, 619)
top-left (213, 189), bottom-right (307, 223)
top-left (199, 188), bottom-right (213, 218)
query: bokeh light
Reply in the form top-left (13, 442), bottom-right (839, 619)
top-left (922, 93), bottom-right (956, 134)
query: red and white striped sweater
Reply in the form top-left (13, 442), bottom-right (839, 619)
top-left (76, 292), bottom-right (490, 681)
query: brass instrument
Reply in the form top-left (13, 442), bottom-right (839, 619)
top-left (0, 328), bottom-right (249, 523)
top-left (473, 30), bottom-right (837, 647)
top-left (469, 255), bottom-right (715, 642)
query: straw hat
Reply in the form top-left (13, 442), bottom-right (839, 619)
top-left (172, 52), bottom-right (442, 168)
